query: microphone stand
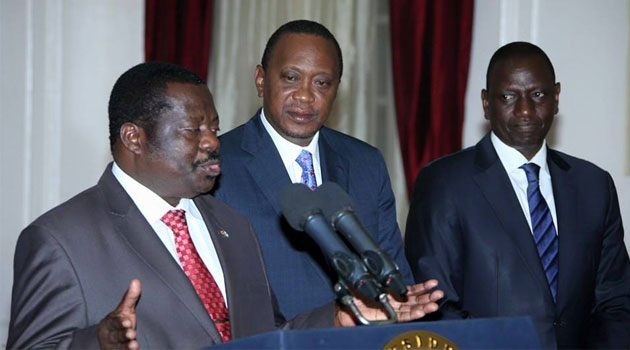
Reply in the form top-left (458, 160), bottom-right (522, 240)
top-left (334, 280), bottom-right (397, 325)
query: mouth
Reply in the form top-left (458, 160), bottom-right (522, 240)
top-left (510, 119), bottom-right (542, 133)
top-left (194, 154), bottom-right (221, 177)
top-left (285, 108), bottom-right (317, 124)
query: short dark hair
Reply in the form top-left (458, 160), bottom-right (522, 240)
top-left (486, 41), bottom-right (555, 90)
top-left (261, 19), bottom-right (343, 79)
top-left (108, 62), bottom-right (205, 149)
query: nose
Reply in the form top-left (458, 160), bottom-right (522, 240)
top-left (199, 128), bottom-right (219, 152)
top-left (515, 97), bottom-right (533, 117)
top-left (292, 82), bottom-right (315, 103)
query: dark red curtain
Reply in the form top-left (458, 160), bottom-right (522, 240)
top-left (145, 0), bottom-right (214, 80)
top-left (390, 0), bottom-right (474, 194)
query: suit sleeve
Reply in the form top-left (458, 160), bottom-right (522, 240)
top-left (373, 151), bottom-right (414, 285)
top-left (586, 173), bottom-right (630, 348)
top-left (7, 225), bottom-right (100, 349)
top-left (281, 303), bottom-right (335, 330)
top-left (404, 166), bottom-right (469, 319)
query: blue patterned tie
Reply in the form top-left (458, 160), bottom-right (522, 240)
top-left (296, 150), bottom-right (317, 190)
top-left (521, 163), bottom-right (558, 302)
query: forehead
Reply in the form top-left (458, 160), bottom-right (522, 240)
top-left (488, 55), bottom-right (554, 89)
top-left (164, 82), bottom-right (216, 112)
top-left (268, 33), bottom-right (339, 74)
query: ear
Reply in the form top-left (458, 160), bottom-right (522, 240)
top-left (254, 65), bottom-right (265, 98)
top-left (119, 123), bottom-right (144, 155)
top-left (481, 89), bottom-right (490, 120)
top-left (554, 82), bottom-right (561, 115)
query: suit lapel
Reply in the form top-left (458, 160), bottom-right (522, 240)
top-left (471, 135), bottom-right (554, 302)
top-left (194, 197), bottom-right (241, 336)
top-left (319, 128), bottom-right (349, 190)
top-left (241, 114), bottom-right (292, 214)
top-left (239, 114), bottom-right (341, 286)
top-left (547, 150), bottom-right (577, 312)
top-left (98, 167), bottom-right (223, 344)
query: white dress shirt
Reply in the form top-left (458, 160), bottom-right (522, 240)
top-left (260, 108), bottom-right (322, 186)
top-left (111, 162), bottom-right (227, 303)
top-left (490, 132), bottom-right (559, 235)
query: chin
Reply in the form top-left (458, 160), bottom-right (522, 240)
top-left (285, 128), bottom-right (318, 140)
top-left (196, 179), bottom-right (216, 194)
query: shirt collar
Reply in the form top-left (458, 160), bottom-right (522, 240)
top-left (490, 131), bottom-right (549, 176)
top-left (111, 162), bottom-right (200, 222)
top-left (260, 107), bottom-right (320, 163)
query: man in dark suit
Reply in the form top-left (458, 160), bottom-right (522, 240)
top-left (404, 41), bottom-right (630, 349)
top-left (212, 20), bottom-right (415, 320)
top-left (8, 62), bottom-right (442, 349)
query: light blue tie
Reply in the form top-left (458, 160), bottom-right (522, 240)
top-left (296, 150), bottom-right (317, 190)
top-left (521, 163), bottom-right (558, 302)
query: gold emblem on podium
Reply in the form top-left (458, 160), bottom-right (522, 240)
top-left (383, 330), bottom-right (459, 350)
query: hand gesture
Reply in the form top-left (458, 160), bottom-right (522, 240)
top-left (335, 279), bottom-right (443, 326)
top-left (98, 279), bottom-right (142, 349)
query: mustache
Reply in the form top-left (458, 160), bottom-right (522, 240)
top-left (509, 117), bottom-right (541, 125)
top-left (193, 150), bottom-right (220, 168)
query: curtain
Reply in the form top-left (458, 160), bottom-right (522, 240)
top-left (208, 0), bottom-right (410, 229)
top-left (145, 0), bottom-right (214, 79)
top-left (390, 0), bottom-right (474, 194)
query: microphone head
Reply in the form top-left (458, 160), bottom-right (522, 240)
top-left (314, 182), bottom-right (355, 221)
top-left (279, 183), bottom-right (320, 231)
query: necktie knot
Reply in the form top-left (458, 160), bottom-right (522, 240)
top-left (521, 163), bottom-right (541, 183)
top-left (161, 209), bottom-right (188, 237)
top-left (296, 150), bottom-right (317, 190)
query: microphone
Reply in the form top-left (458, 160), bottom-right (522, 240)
top-left (278, 183), bottom-right (382, 301)
top-left (316, 182), bottom-right (408, 297)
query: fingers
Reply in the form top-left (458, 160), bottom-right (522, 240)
top-left (117, 279), bottom-right (142, 314)
top-left (392, 283), bottom-right (444, 322)
top-left (406, 279), bottom-right (439, 295)
top-left (409, 289), bottom-right (444, 304)
top-left (396, 301), bottom-right (440, 322)
top-left (104, 317), bottom-right (136, 343)
top-left (428, 289), bottom-right (444, 302)
top-left (99, 313), bottom-right (139, 349)
top-left (98, 279), bottom-right (142, 349)
top-left (336, 280), bottom-right (444, 326)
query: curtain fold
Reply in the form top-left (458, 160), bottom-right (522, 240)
top-left (390, 0), bottom-right (474, 194)
top-left (145, 0), bottom-right (214, 79)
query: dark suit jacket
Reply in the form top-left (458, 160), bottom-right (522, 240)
top-left (212, 111), bottom-right (413, 319)
top-left (405, 133), bottom-right (630, 349)
top-left (8, 164), bottom-right (332, 349)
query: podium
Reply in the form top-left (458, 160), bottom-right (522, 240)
top-left (211, 317), bottom-right (540, 349)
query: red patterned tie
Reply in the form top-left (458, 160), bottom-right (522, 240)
top-left (161, 209), bottom-right (231, 342)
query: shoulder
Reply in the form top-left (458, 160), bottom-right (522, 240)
top-left (196, 194), bottom-right (255, 231)
top-left (16, 184), bottom-right (107, 261)
top-left (549, 149), bottom-right (608, 171)
top-left (549, 149), bottom-right (613, 183)
top-left (218, 122), bottom-right (248, 151)
top-left (408, 145), bottom-right (479, 202)
top-left (28, 185), bottom-right (104, 233)
top-left (199, 194), bottom-right (246, 219)
top-left (421, 145), bottom-right (477, 179)
top-left (320, 127), bottom-right (380, 156)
